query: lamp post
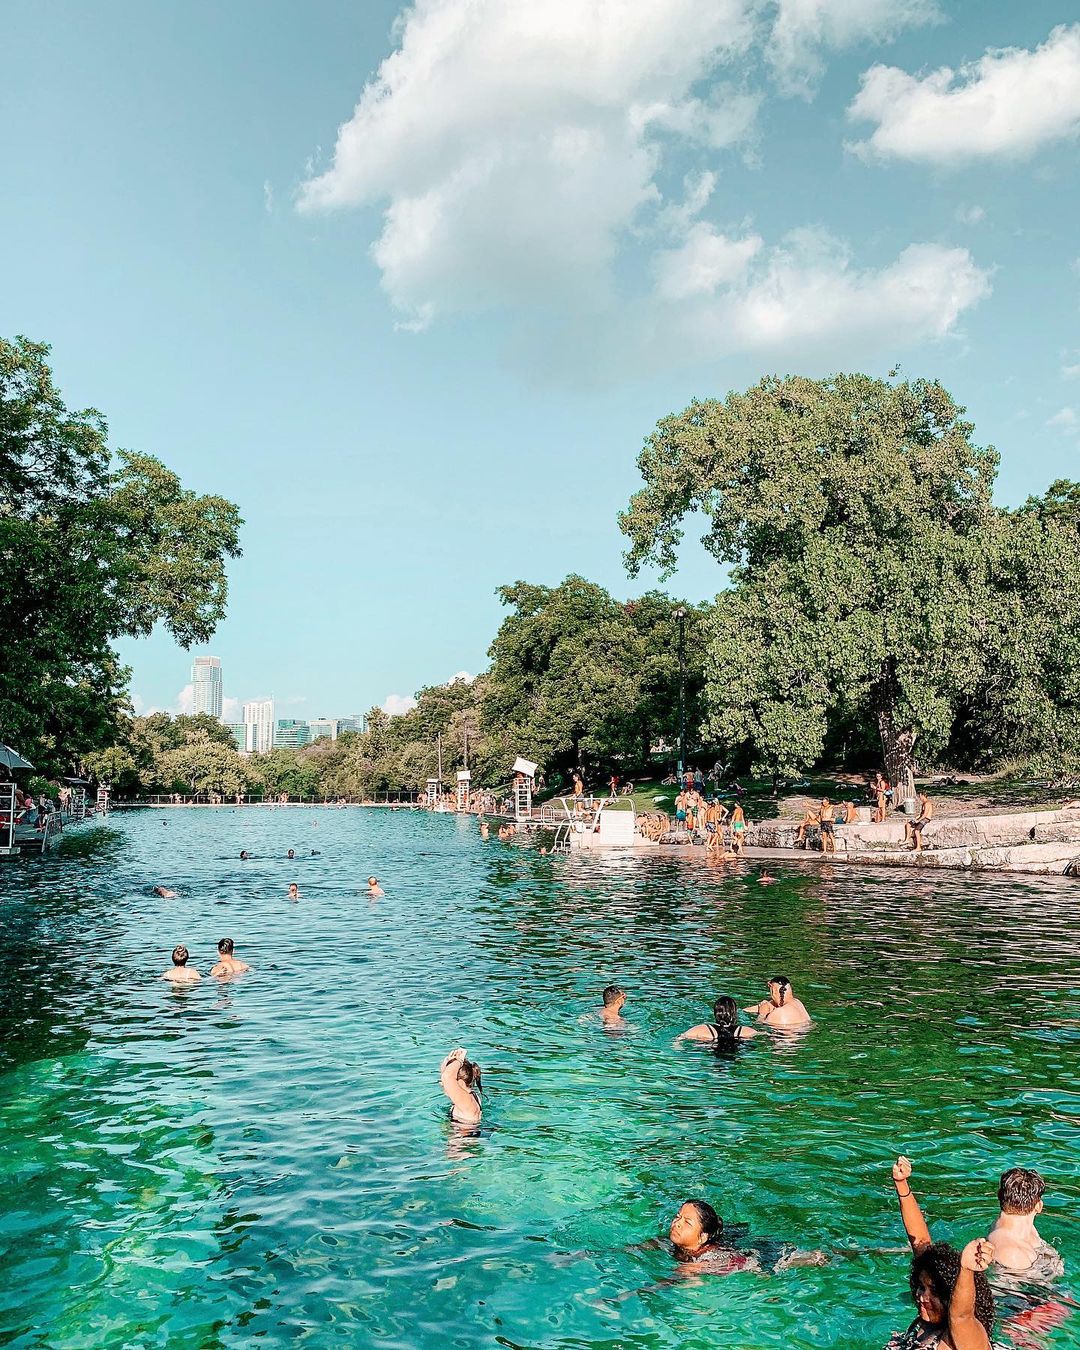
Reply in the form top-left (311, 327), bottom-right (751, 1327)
top-left (674, 606), bottom-right (687, 776)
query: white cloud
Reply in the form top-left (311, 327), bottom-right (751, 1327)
top-left (646, 229), bottom-right (990, 361)
top-left (263, 180), bottom-right (274, 214)
top-left (955, 204), bottom-right (985, 226)
top-left (297, 0), bottom-right (758, 326)
top-left (768, 0), bottom-right (940, 94)
top-left (847, 24), bottom-right (1080, 164)
top-left (653, 223), bottom-right (762, 301)
top-left (175, 684), bottom-right (195, 715)
top-left (1048, 407), bottom-right (1078, 431)
top-left (222, 696), bottom-right (241, 722)
top-left (448, 671), bottom-right (474, 684)
top-left (382, 693), bottom-right (418, 716)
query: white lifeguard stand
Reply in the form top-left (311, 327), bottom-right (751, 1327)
top-left (425, 777), bottom-right (439, 808)
top-left (456, 770), bottom-right (471, 812)
top-left (511, 756), bottom-right (537, 822)
top-left (96, 784), bottom-right (111, 815)
top-left (0, 782), bottom-right (16, 857)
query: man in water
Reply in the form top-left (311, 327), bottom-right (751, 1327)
top-left (287, 848), bottom-right (295, 860)
top-left (240, 850), bottom-right (251, 860)
top-left (367, 876), bottom-right (384, 897)
top-left (745, 975), bottom-right (811, 1028)
top-left (905, 791), bottom-right (934, 853)
top-left (153, 886), bottom-right (178, 898)
top-left (210, 937), bottom-right (251, 978)
top-left (161, 945), bottom-right (200, 984)
top-left (479, 821), bottom-right (490, 839)
top-left (287, 883), bottom-right (299, 901)
top-left (598, 985), bottom-right (627, 1025)
top-left (987, 1168), bottom-right (1064, 1278)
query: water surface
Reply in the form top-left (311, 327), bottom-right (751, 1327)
top-left (1, 808), bottom-right (1078, 1347)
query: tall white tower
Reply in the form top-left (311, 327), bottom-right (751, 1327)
top-left (192, 656), bottom-right (223, 719)
top-left (243, 699), bottom-right (275, 754)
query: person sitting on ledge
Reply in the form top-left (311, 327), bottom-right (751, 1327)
top-left (677, 995), bottom-right (758, 1045)
top-left (905, 792), bottom-right (934, 853)
top-left (161, 945), bottom-right (200, 984)
top-left (210, 937), bottom-right (251, 978)
top-left (440, 1047), bottom-right (482, 1124)
top-left (745, 975), bottom-right (811, 1028)
top-left (598, 985), bottom-right (627, 1025)
top-left (889, 1156), bottom-right (995, 1350)
top-left (988, 1167), bottom-right (1064, 1280)
top-left (795, 807), bottom-right (819, 849)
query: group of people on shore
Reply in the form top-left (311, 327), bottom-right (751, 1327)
top-left (439, 973), bottom-right (1066, 1348)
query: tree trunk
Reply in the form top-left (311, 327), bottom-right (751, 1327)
top-left (874, 659), bottom-right (917, 805)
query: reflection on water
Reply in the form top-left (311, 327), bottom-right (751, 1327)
top-left (0, 808), bottom-right (1078, 1347)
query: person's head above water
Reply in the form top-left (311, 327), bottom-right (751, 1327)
top-left (602, 985), bottom-right (625, 1009)
top-left (457, 1057), bottom-right (482, 1092)
top-left (909, 1242), bottom-right (994, 1334)
top-left (239, 850), bottom-right (250, 860)
top-left (998, 1167), bottom-right (1045, 1216)
top-left (768, 975), bottom-right (791, 1005)
top-left (172, 945), bottom-right (189, 967)
top-left (217, 938), bottom-right (234, 955)
top-left (287, 849), bottom-right (295, 859)
top-left (368, 876), bottom-right (379, 887)
top-left (287, 883), bottom-right (298, 898)
top-left (711, 995), bottom-right (738, 1032)
top-left (669, 1199), bottom-right (722, 1254)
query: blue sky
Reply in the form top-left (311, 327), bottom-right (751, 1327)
top-left (3, 0), bottom-right (1078, 720)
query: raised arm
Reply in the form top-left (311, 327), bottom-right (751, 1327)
top-left (949, 1239), bottom-right (993, 1350)
top-left (891, 1157), bottom-right (931, 1253)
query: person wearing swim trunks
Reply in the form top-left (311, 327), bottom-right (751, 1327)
top-left (674, 790), bottom-right (689, 833)
top-left (888, 1156), bottom-right (995, 1350)
top-left (819, 798), bottom-right (836, 854)
top-left (677, 995), bottom-right (758, 1044)
top-left (161, 945), bottom-right (200, 984)
top-left (988, 1168), bottom-right (1064, 1279)
top-left (440, 1047), bottom-right (482, 1124)
top-left (745, 975), bottom-right (811, 1028)
top-left (905, 793), bottom-right (934, 853)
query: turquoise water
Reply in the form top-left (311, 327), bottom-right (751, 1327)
top-left (0, 808), bottom-right (1078, 1348)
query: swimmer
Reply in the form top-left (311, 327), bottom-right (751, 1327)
top-left (153, 886), bottom-right (178, 898)
top-left (987, 1168), bottom-right (1064, 1279)
top-left (287, 849), bottom-right (295, 860)
top-left (210, 937), bottom-right (251, 977)
top-left (287, 883), bottom-right (299, 901)
top-left (890, 1156), bottom-right (995, 1349)
top-left (439, 1047), bottom-right (482, 1124)
top-left (310, 849), bottom-right (320, 856)
top-left (366, 876), bottom-right (384, 897)
top-left (757, 871), bottom-right (777, 885)
top-left (479, 821), bottom-right (490, 839)
top-left (239, 850), bottom-right (251, 860)
top-left (598, 985), bottom-right (627, 1025)
top-left (161, 944), bottom-right (200, 984)
top-left (745, 974), bottom-right (811, 1028)
top-left (668, 1200), bottom-right (825, 1275)
top-left (677, 995), bottom-right (758, 1044)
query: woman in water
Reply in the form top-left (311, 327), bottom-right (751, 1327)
top-left (676, 995), bottom-right (758, 1044)
top-left (889, 1156), bottom-right (995, 1349)
top-left (668, 1200), bottom-right (826, 1275)
top-left (440, 1047), bottom-right (482, 1124)
top-left (745, 974), bottom-right (811, 1028)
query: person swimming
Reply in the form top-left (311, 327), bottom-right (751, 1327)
top-left (889, 1156), bottom-right (995, 1349)
top-left (439, 1047), bottom-right (482, 1124)
top-left (668, 1199), bottom-right (825, 1275)
top-left (987, 1168), bottom-right (1064, 1280)
top-left (287, 849), bottom-right (295, 860)
top-left (745, 975), bottom-right (811, 1028)
top-left (287, 883), bottom-right (299, 900)
top-left (598, 985), bottom-right (627, 1025)
top-left (677, 995), bottom-right (759, 1044)
top-left (367, 876), bottom-right (384, 897)
top-left (239, 850), bottom-right (251, 860)
top-left (161, 944), bottom-right (200, 984)
top-left (153, 886), bottom-right (178, 898)
top-left (210, 937), bottom-right (251, 978)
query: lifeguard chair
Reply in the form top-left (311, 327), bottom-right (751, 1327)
top-left (425, 777), bottom-right (439, 808)
top-left (511, 756), bottom-right (537, 822)
top-left (456, 770), bottom-right (471, 812)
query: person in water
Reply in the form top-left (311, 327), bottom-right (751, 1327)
top-left (287, 848), bottom-right (295, 860)
top-left (599, 985), bottom-right (627, 1025)
top-left (745, 975), bottom-right (811, 1028)
top-left (366, 876), bottom-right (384, 897)
top-left (210, 937), bottom-right (251, 977)
top-left (287, 883), bottom-right (299, 901)
top-left (239, 850), bottom-right (251, 860)
top-left (153, 886), bottom-right (177, 898)
top-left (439, 1047), bottom-right (482, 1124)
top-left (677, 995), bottom-right (759, 1044)
top-left (161, 945), bottom-right (200, 984)
top-left (668, 1199), bottom-right (825, 1275)
top-left (890, 1156), bottom-right (995, 1350)
top-left (987, 1168), bottom-right (1063, 1279)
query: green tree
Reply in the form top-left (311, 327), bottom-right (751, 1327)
top-left (157, 737), bottom-right (252, 797)
top-left (620, 374), bottom-right (999, 795)
top-left (0, 337), bottom-right (242, 771)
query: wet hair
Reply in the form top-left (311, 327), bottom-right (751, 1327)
top-left (287, 849), bottom-right (295, 858)
top-left (711, 996), bottom-right (738, 1033)
top-left (368, 877), bottom-right (379, 886)
top-left (769, 975), bottom-right (791, 1005)
top-left (172, 945), bottom-right (189, 965)
top-left (684, 1199), bottom-right (723, 1244)
top-left (217, 938), bottom-right (234, 955)
top-left (239, 850), bottom-right (249, 859)
top-left (458, 1058), bottom-right (482, 1093)
top-left (909, 1243), bottom-right (994, 1335)
top-left (999, 1167), bottom-right (1045, 1215)
top-left (602, 985), bottom-right (624, 1007)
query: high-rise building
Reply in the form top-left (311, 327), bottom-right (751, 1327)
top-left (336, 715), bottom-right (367, 735)
top-left (224, 722), bottom-right (246, 752)
top-left (243, 699), bottom-right (275, 754)
top-left (274, 718), bottom-right (310, 750)
top-left (192, 656), bottom-right (223, 719)
top-left (307, 718), bottom-right (338, 743)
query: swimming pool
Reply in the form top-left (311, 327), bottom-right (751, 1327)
top-left (0, 808), bottom-right (1077, 1347)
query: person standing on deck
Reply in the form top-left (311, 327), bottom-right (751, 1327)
top-left (819, 799), bottom-right (836, 854)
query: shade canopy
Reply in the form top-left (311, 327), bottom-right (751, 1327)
top-left (0, 744), bottom-right (34, 772)
top-left (512, 757), bottom-right (538, 778)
